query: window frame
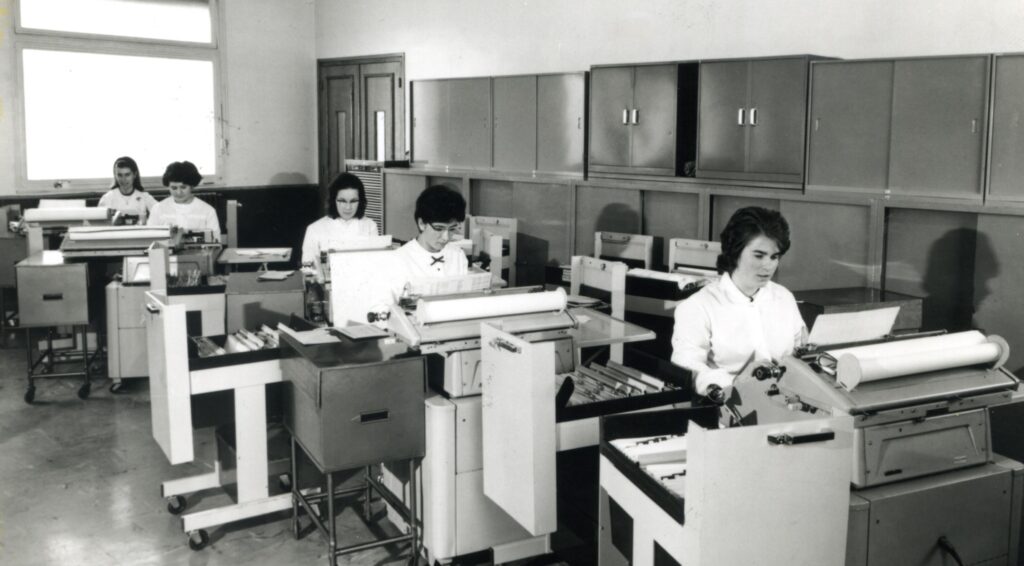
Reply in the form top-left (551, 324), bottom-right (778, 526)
top-left (12, 0), bottom-right (226, 193)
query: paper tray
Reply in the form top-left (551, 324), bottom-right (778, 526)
top-left (187, 334), bottom-right (280, 371)
top-left (625, 275), bottom-right (691, 301)
top-left (557, 388), bottom-right (689, 422)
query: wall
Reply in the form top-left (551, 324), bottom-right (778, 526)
top-left (0, 0), bottom-right (318, 195)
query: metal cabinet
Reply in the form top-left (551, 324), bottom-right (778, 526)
top-left (697, 56), bottom-right (814, 185)
top-left (411, 77), bottom-right (491, 168)
top-left (590, 64), bottom-right (684, 176)
top-left (807, 55), bottom-right (990, 199)
top-left (411, 80), bottom-right (449, 167)
top-left (537, 74), bottom-right (586, 175)
top-left (988, 54), bottom-right (1024, 202)
top-left (493, 76), bottom-right (537, 172)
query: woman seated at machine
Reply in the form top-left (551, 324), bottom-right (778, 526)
top-left (671, 207), bottom-right (806, 403)
top-left (146, 161), bottom-right (221, 241)
top-left (98, 156), bottom-right (158, 224)
top-left (394, 184), bottom-right (469, 280)
top-left (301, 172), bottom-right (378, 271)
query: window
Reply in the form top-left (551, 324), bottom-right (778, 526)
top-left (14, 0), bottom-right (222, 191)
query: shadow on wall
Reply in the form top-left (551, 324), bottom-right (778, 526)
top-left (919, 228), bottom-right (998, 332)
top-left (594, 203), bottom-right (641, 237)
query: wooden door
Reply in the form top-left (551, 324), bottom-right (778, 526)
top-left (888, 56), bottom-right (989, 198)
top-left (697, 61), bottom-right (750, 175)
top-left (319, 64), bottom-right (359, 185)
top-left (806, 60), bottom-right (894, 192)
top-left (589, 66), bottom-right (635, 169)
top-left (988, 54), bottom-right (1024, 201)
top-left (493, 75), bottom-right (537, 172)
top-left (361, 61), bottom-right (404, 161)
top-left (412, 80), bottom-right (449, 166)
top-left (746, 58), bottom-right (808, 180)
top-left (537, 73), bottom-right (585, 175)
top-left (631, 64), bottom-right (678, 173)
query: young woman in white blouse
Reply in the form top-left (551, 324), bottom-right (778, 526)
top-left (671, 207), bottom-right (806, 402)
top-left (301, 172), bottom-right (379, 270)
top-left (146, 161), bottom-right (221, 240)
top-left (97, 156), bottom-right (158, 223)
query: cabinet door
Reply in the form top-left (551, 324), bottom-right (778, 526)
top-left (412, 80), bottom-right (448, 166)
top-left (537, 73), bottom-right (585, 175)
top-left (747, 58), bottom-right (808, 180)
top-left (493, 76), bottom-right (537, 172)
top-left (697, 61), bottom-right (750, 175)
top-left (807, 61), bottom-right (893, 192)
top-left (631, 64), bottom-right (678, 173)
top-left (513, 182), bottom-right (571, 286)
top-left (888, 56), bottom-right (989, 197)
top-left (448, 78), bottom-right (492, 168)
top-left (988, 55), bottom-right (1024, 200)
top-left (590, 66), bottom-right (634, 169)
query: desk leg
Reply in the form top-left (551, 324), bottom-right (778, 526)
top-left (235, 384), bottom-right (270, 502)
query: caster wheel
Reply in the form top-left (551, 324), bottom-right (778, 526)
top-left (109, 381), bottom-right (127, 394)
top-left (188, 529), bottom-right (209, 551)
top-left (278, 473), bottom-right (292, 492)
top-left (166, 495), bottom-right (186, 515)
top-left (24, 387), bottom-right (36, 404)
top-left (77, 383), bottom-right (91, 400)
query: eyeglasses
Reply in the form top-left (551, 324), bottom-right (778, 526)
top-left (336, 198), bottom-right (360, 207)
top-left (427, 223), bottom-right (463, 236)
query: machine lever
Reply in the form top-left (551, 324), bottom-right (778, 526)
top-left (489, 337), bottom-right (521, 354)
top-left (767, 431), bottom-right (835, 446)
top-left (145, 304), bottom-right (160, 314)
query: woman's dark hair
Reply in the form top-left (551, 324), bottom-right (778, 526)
top-left (716, 206), bottom-right (791, 274)
top-left (162, 161), bottom-right (203, 187)
top-left (415, 185), bottom-right (466, 225)
top-left (110, 156), bottom-right (145, 192)
top-left (326, 172), bottom-right (367, 219)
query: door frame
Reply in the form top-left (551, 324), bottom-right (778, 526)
top-left (317, 53), bottom-right (406, 186)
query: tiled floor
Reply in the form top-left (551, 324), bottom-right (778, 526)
top-left (0, 331), bottom-right (424, 566)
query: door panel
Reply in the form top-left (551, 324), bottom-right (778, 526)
top-left (807, 61), bottom-right (893, 191)
top-left (493, 76), bottom-right (537, 172)
top-left (697, 61), bottom-right (750, 174)
top-left (513, 182), bottom-right (571, 286)
top-left (632, 64), bottom-right (678, 171)
top-left (778, 201), bottom-right (871, 291)
top-left (412, 80), bottom-right (449, 166)
top-left (643, 191), bottom-right (700, 269)
top-left (988, 55), bottom-right (1024, 200)
top-left (448, 78), bottom-right (492, 168)
top-left (747, 58), bottom-right (808, 177)
top-left (575, 186), bottom-right (641, 257)
top-left (322, 65), bottom-right (358, 184)
top-left (537, 73), bottom-right (585, 174)
top-left (362, 62), bottom-right (400, 161)
top-left (889, 56), bottom-right (989, 197)
top-left (590, 66), bottom-right (634, 168)
top-left (383, 173), bottom-right (427, 242)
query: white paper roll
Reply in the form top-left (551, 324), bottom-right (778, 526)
top-left (24, 207), bottom-right (110, 222)
top-left (415, 288), bottom-right (567, 324)
top-left (833, 332), bottom-right (1008, 391)
top-left (67, 226), bottom-right (171, 241)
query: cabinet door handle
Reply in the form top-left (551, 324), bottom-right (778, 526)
top-left (737, 108), bottom-right (746, 126)
top-left (577, 117), bottom-right (582, 129)
top-left (814, 118), bottom-right (820, 131)
top-left (622, 109), bottom-right (629, 125)
top-left (631, 109), bottom-right (639, 125)
top-left (971, 119), bottom-right (978, 133)
top-left (750, 107), bottom-right (758, 126)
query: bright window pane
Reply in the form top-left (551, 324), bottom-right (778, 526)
top-left (20, 0), bottom-right (211, 43)
top-left (22, 49), bottom-right (216, 181)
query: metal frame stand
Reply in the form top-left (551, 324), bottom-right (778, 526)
top-left (24, 325), bottom-right (97, 403)
top-left (291, 437), bottom-right (421, 566)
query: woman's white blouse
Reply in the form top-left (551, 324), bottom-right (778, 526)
top-left (146, 197), bottom-right (221, 241)
top-left (671, 272), bottom-right (806, 395)
top-left (98, 189), bottom-right (158, 222)
top-left (300, 216), bottom-right (379, 266)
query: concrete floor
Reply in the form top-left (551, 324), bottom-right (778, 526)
top-left (0, 332), bottom-right (430, 566)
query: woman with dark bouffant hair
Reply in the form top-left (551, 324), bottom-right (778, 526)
top-left (671, 206), bottom-right (806, 400)
top-left (301, 172), bottom-right (379, 269)
top-left (146, 161), bottom-right (221, 241)
top-left (98, 156), bottom-right (158, 223)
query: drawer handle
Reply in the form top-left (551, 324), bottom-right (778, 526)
top-left (42, 293), bottom-right (63, 301)
top-left (358, 410), bottom-right (390, 424)
top-left (767, 430), bottom-right (835, 446)
top-left (145, 303), bottom-right (160, 314)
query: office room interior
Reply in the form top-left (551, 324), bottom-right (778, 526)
top-left (3, 0), bottom-right (1024, 565)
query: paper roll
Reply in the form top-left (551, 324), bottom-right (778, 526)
top-left (24, 207), bottom-right (111, 222)
top-left (832, 331), bottom-right (1009, 391)
top-left (67, 226), bottom-right (171, 241)
top-left (415, 288), bottom-right (567, 324)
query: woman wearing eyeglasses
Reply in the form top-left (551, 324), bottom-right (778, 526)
top-left (301, 173), bottom-right (379, 271)
top-left (394, 184), bottom-right (469, 279)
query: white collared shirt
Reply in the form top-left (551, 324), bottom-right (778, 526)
top-left (146, 197), bottom-right (221, 241)
top-left (671, 272), bottom-right (805, 395)
top-left (301, 216), bottom-right (379, 266)
top-left (97, 188), bottom-right (158, 222)
top-left (394, 239), bottom-right (469, 281)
